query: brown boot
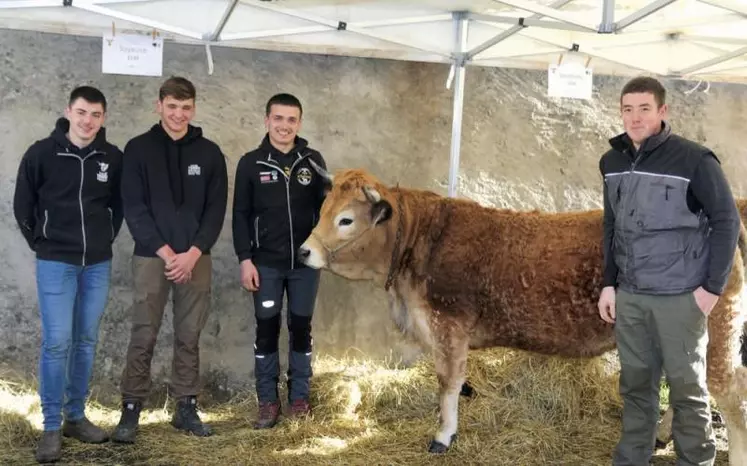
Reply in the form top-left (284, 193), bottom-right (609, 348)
top-left (35, 430), bottom-right (62, 463)
top-left (254, 401), bottom-right (280, 429)
top-left (62, 417), bottom-right (109, 443)
top-left (290, 399), bottom-right (311, 418)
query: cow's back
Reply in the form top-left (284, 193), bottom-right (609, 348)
top-left (407, 196), bottom-right (615, 358)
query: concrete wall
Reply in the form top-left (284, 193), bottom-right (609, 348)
top-left (2, 29), bottom-right (746, 402)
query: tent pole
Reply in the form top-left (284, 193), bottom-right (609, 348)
top-left (447, 12), bottom-right (468, 198)
top-left (600, 0), bottom-right (615, 33)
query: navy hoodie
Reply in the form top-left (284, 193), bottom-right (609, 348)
top-left (13, 117), bottom-right (124, 266)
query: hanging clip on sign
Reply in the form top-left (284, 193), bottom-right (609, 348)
top-left (547, 54), bottom-right (593, 100)
top-left (102, 28), bottom-right (163, 77)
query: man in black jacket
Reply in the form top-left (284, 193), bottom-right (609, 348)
top-left (233, 93), bottom-right (327, 428)
top-left (111, 77), bottom-right (228, 443)
top-left (13, 86), bottom-right (123, 463)
top-left (597, 76), bottom-right (740, 466)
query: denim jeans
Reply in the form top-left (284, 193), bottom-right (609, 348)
top-left (36, 259), bottom-right (111, 431)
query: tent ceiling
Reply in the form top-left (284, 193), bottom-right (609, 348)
top-left (1, 0), bottom-right (747, 82)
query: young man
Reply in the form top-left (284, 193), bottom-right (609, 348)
top-left (597, 76), bottom-right (741, 466)
top-left (112, 76), bottom-right (227, 443)
top-left (232, 93), bottom-right (327, 428)
top-left (13, 86), bottom-right (124, 463)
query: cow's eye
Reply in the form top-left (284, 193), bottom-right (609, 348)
top-left (338, 218), bottom-right (353, 227)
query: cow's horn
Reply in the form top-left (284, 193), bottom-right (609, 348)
top-left (362, 186), bottom-right (381, 204)
top-left (308, 159), bottom-right (333, 185)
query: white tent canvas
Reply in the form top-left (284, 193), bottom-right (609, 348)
top-left (2, 0), bottom-right (746, 195)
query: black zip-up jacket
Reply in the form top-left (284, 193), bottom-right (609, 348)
top-left (13, 117), bottom-right (124, 266)
top-left (232, 134), bottom-right (327, 270)
top-left (122, 123), bottom-right (228, 257)
top-left (599, 122), bottom-right (740, 295)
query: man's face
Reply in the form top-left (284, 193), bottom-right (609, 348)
top-left (620, 91), bottom-right (667, 147)
top-left (64, 98), bottom-right (106, 145)
top-left (157, 96), bottom-right (195, 135)
top-left (265, 104), bottom-right (302, 148)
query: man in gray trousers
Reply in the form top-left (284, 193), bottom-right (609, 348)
top-left (597, 76), bottom-right (741, 466)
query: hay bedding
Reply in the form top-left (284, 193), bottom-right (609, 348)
top-left (0, 349), bottom-right (730, 465)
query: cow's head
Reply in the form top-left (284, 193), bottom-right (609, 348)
top-left (299, 162), bottom-right (397, 282)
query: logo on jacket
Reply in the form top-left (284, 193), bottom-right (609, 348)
top-left (260, 170), bottom-right (279, 184)
top-left (297, 167), bottom-right (312, 186)
top-left (188, 164), bottom-right (201, 176)
top-left (97, 162), bottom-right (109, 182)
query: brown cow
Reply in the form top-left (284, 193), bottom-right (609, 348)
top-left (298, 164), bottom-right (747, 464)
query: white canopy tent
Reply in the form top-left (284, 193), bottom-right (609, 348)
top-left (2, 0), bottom-right (747, 196)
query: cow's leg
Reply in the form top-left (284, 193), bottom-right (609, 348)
top-left (428, 326), bottom-right (468, 454)
top-left (712, 386), bottom-right (747, 466)
top-left (655, 405), bottom-right (674, 448)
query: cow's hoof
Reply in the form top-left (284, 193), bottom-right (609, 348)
top-left (655, 438), bottom-right (669, 449)
top-left (460, 382), bottom-right (475, 398)
top-left (428, 434), bottom-right (457, 454)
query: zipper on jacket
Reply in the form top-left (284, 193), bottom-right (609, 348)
top-left (43, 210), bottom-right (49, 238)
top-left (257, 154), bottom-right (311, 269)
top-left (57, 149), bottom-right (105, 266)
top-left (620, 150), bottom-right (644, 288)
top-left (254, 216), bottom-right (260, 248)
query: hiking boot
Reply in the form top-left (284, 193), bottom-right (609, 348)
top-left (62, 416), bottom-right (108, 444)
top-left (290, 398), bottom-right (311, 417)
top-left (171, 396), bottom-right (213, 437)
top-left (111, 401), bottom-right (142, 444)
top-left (35, 430), bottom-right (62, 463)
top-left (254, 401), bottom-right (280, 429)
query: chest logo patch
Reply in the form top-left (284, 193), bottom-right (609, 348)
top-left (97, 162), bottom-right (109, 182)
top-left (297, 167), bottom-right (312, 186)
top-left (188, 164), bottom-right (201, 176)
top-left (260, 170), bottom-right (279, 184)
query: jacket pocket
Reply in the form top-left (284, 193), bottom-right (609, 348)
top-left (43, 210), bottom-right (49, 239)
top-left (254, 216), bottom-right (261, 248)
top-left (108, 208), bottom-right (114, 241)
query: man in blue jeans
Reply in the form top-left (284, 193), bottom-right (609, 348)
top-left (232, 93), bottom-right (327, 428)
top-left (13, 86), bottom-right (124, 463)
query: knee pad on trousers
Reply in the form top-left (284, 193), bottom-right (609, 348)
top-left (288, 313), bottom-right (312, 353)
top-left (255, 314), bottom-right (281, 355)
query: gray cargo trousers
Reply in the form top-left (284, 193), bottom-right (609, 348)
top-left (613, 288), bottom-right (715, 466)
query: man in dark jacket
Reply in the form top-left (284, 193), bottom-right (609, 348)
top-left (233, 93), bottom-right (327, 428)
top-left (13, 86), bottom-right (123, 463)
top-left (597, 76), bottom-right (741, 466)
top-left (111, 77), bottom-right (228, 443)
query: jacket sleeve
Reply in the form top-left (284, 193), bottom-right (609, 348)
top-left (13, 144), bottom-right (41, 251)
top-left (109, 147), bottom-right (125, 240)
top-left (689, 153), bottom-right (741, 295)
top-left (600, 159), bottom-right (618, 288)
top-left (232, 155), bottom-right (255, 262)
top-left (192, 150), bottom-right (228, 253)
top-left (121, 141), bottom-right (167, 254)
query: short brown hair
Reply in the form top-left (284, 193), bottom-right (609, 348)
top-left (159, 76), bottom-right (196, 101)
top-left (620, 76), bottom-right (666, 107)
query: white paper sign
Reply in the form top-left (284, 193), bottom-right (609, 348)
top-left (102, 33), bottom-right (163, 77)
top-left (547, 62), bottom-right (593, 100)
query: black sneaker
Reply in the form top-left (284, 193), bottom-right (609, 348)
top-left (111, 401), bottom-right (142, 444)
top-left (171, 396), bottom-right (213, 437)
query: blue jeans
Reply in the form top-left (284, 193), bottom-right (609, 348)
top-left (36, 259), bottom-right (111, 431)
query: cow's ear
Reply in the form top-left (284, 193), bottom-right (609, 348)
top-left (309, 158), bottom-right (333, 190)
top-left (363, 186), bottom-right (392, 225)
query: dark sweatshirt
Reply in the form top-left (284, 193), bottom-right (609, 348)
top-left (121, 123), bottom-right (228, 257)
top-left (13, 117), bottom-right (124, 266)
